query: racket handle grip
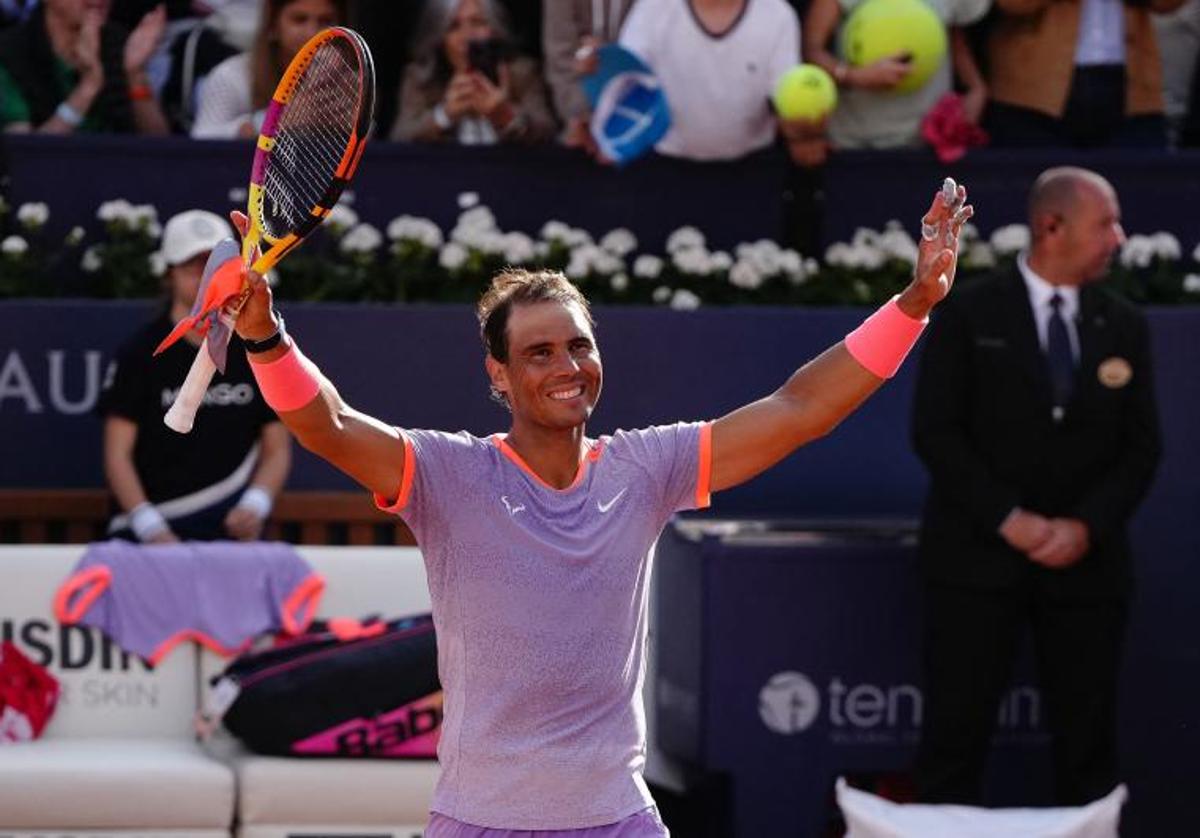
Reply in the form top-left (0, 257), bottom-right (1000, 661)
top-left (164, 337), bottom-right (218, 434)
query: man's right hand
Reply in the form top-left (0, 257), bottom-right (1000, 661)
top-left (999, 507), bottom-right (1051, 553)
top-left (228, 211), bottom-right (277, 342)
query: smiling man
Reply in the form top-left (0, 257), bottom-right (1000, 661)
top-left (227, 181), bottom-right (971, 838)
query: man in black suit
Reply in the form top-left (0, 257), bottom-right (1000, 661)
top-left (911, 167), bottom-right (1162, 806)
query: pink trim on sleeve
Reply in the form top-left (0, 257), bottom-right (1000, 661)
top-left (695, 422), bottom-right (713, 509)
top-left (374, 430), bottom-right (416, 514)
top-left (280, 573), bottom-right (326, 635)
top-left (53, 565), bottom-right (113, 624)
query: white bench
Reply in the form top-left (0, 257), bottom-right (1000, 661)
top-left (0, 545), bottom-right (437, 838)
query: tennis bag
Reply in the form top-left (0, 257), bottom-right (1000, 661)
top-left (215, 614), bottom-right (441, 758)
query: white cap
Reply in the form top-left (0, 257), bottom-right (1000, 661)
top-left (159, 210), bottom-right (232, 266)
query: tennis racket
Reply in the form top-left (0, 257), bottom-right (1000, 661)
top-left (163, 26), bottom-right (375, 433)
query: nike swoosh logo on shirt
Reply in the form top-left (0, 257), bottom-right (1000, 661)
top-left (597, 488), bottom-right (627, 513)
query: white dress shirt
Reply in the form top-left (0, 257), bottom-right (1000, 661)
top-left (1018, 253), bottom-right (1081, 362)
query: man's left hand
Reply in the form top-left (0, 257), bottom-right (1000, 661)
top-left (898, 179), bottom-right (973, 319)
top-left (1028, 518), bottom-right (1090, 569)
top-left (224, 506), bottom-right (265, 541)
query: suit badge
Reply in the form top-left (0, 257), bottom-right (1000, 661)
top-left (1097, 357), bottom-right (1132, 388)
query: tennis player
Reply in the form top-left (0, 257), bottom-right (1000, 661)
top-left (230, 182), bottom-right (971, 837)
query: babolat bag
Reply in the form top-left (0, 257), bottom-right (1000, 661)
top-left (211, 614), bottom-right (441, 758)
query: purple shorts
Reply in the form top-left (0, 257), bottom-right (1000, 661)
top-left (425, 808), bottom-right (669, 837)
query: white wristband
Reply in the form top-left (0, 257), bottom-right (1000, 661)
top-left (130, 502), bottom-right (169, 542)
top-left (236, 485), bottom-right (273, 519)
top-left (55, 101), bottom-right (84, 127)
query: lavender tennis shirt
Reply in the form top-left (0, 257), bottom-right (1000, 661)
top-left (376, 423), bottom-right (712, 830)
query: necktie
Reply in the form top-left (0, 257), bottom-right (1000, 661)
top-left (1046, 292), bottom-right (1074, 409)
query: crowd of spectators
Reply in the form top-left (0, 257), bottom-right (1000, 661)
top-left (3, 0), bottom-right (1200, 161)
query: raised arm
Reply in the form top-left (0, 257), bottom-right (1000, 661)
top-left (229, 220), bottom-right (406, 501)
top-left (710, 182), bottom-right (972, 493)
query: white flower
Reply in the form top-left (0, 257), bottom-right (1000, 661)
top-left (825, 240), bottom-right (885, 271)
top-left (879, 225), bottom-right (918, 264)
top-left (148, 252), bottom-right (167, 277)
top-left (65, 226), bottom-right (85, 247)
top-left (737, 239), bottom-right (783, 275)
top-left (457, 191), bottom-right (480, 209)
top-left (339, 190), bottom-right (356, 206)
top-left (633, 254), bottom-right (663, 279)
top-left (340, 223), bottom-right (383, 254)
top-left (535, 241), bottom-right (552, 259)
top-left (779, 250), bottom-right (802, 276)
top-left (81, 246), bottom-right (102, 272)
top-left (502, 232), bottom-right (536, 265)
top-left (228, 187), bottom-right (248, 203)
top-left (439, 242), bottom-right (468, 270)
top-left (710, 250), bottom-right (733, 272)
top-left (1, 235), bottom-right (28, 255)
top-left (474, 230), bottom-right (507, 256)
top-left (1150, 232), bottom-right (1181, 261)
top-left (652, 285), bottom-right (672, 304)
top-left (458, 205), bottom-right (497, 233)
top-left (600, 228), bottom-right (637, 257)
top-left (17, 202), bottom-right (48, 228)
top-left (326, 204), bottom-right (359, 233)
top-left (129, 204), bottom-right (158, 228)
top-left (566, 244), bottom-right (608, 279)
top-left (825, 242), bottom-right (853, 268)
top-left (852, 227), bottom-right (881, 249)
top-left (729, 259), bottom-right (764, 290)
top-left (1183, 273), bottom-right (1200, 293)
top-left (669, 289), bottom-right (702, 310)
top-left (672, 246), bottom-right (711, 275)
top-left (1120, 235), bottom-right (1154, 269)
top-left (610, 273), bottom-right (630, 292)
top-left (666, 226), bottom-right (705, 253)
top-left (97, 199), bottom-right (134, 223)
top-left (563, 226), bottom-right (593, 248)
top-left (962, 241), bottom-right (997, 270)
top-left (387, 215), bottom-right (443, 249)
top-left (960, 222), bottom-right (981, 243)
top-left (989, 223), bottom-right (1030, 255)
top-left (541, 220), bottom-right (570, 241)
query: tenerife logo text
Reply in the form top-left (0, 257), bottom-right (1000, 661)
top-left (760, 670), bottom-right (1045, 746)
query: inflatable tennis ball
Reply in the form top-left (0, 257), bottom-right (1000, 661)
top-left (841, 0), bottom-right (948, 95)
top-left (772, 64), bottom-right (838, 121)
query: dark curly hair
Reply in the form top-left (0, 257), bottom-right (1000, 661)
top-left (476, 269), bottom-right (594, 363)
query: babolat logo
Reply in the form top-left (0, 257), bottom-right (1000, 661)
top-left (294, 698), bottom-right (443, 757)
top-left (1, 618), bottom-right (151, 672)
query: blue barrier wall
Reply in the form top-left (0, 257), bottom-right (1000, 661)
top-left (7, 136), bottom-right (1200, 250)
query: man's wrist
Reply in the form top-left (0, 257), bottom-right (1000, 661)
top-left (243, 310), bottom-right (285, 353)
top-left (896, 285), bottom-right (935, 320)
top-left (236, 485), bottom-right (273, 519)
top-left (130, 501), bottom-right (168, 542)
top-left (433, 103), bottom-right (453, 131)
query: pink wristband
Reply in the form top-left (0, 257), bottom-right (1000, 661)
top-left (844, 295), bottom-right (928, 379)
top-left (251, 342), bottom-right (323, 412)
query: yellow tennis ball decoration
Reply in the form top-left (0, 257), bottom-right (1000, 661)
top-left (772, 64), bottom-right (838, 121)
top-left (841, 0), bottom-right (948, 95)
